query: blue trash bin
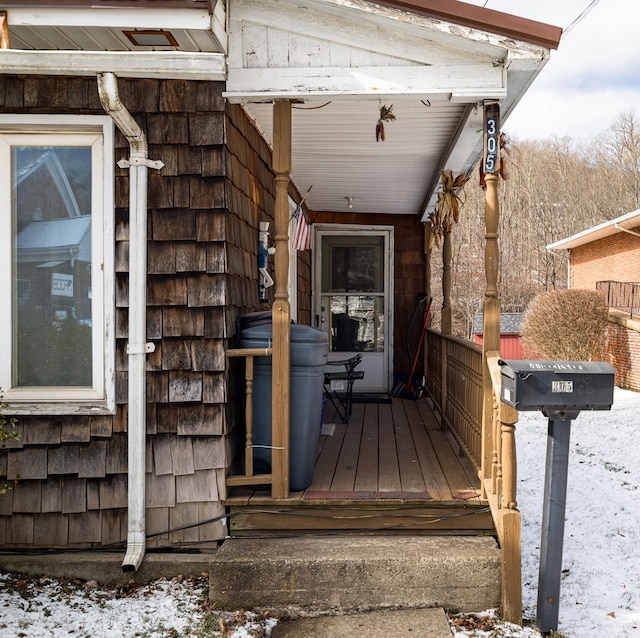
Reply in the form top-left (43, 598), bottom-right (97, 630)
top-left (240, 323), bottom-right (329, 491)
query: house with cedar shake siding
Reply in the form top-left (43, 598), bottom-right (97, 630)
top-left (0, 1), bottom-right (561, 619)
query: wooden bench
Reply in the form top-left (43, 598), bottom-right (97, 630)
top-left (323, 354), bottom-right (364, 423)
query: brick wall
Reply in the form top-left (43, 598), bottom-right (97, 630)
top-left (571, 229), bottom-right (640, 289)
top-left (607, 322), bottom-right (640, 391)
top-left (570, 228), bottom-right (640, 392)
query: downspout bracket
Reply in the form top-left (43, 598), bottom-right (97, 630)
top-left (127, 343), bottom-right (156, 355)
top-left (118, 157), bottom-right (164, 170)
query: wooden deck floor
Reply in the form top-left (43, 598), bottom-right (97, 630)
top-left (225, 395), bottom-right (491, 535)
top-left (308, 395), bottom-right (481, 503)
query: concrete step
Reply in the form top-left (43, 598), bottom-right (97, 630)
top-left (271, 607), bottom-right (453, 638)
top-left (209, 535), bottom-right (500, 617)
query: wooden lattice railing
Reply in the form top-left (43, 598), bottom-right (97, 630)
top-left (425, 330), bottom-right (483, 465)
top-left (425, 330), bottom-right (522, 624)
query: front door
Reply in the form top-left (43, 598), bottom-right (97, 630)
top-left (313, 224), bottom-right (393, 393)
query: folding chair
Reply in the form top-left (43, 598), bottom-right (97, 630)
top-left (323, 354), bottom-right (365, 423)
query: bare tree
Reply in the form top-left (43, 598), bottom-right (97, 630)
top-left (444, 111), bottom-right (640, 339)
top-left (596, 109), bottom-right (640, 209)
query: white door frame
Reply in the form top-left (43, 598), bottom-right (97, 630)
top-left (312, 223), bottom-right (394, 393)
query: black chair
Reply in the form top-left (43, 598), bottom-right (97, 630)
top-left (323, 354), bottom-right (365, 423)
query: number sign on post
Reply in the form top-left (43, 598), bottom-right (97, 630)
top-left (484, 101), bottom-right (501, 175)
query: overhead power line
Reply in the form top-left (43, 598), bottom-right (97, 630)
top-left (564, 0), bottom-right (605, 36)
top-left (480, 0), bottom-right (604, 37)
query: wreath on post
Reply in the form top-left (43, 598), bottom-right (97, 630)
top-left (428, 169), bottom-right (470, 248)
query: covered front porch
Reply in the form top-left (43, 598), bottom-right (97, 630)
top-left (225, 391), bottom-right (491, 536)
top-left (225, 328), bottom-right (521, 617)
top-left (218, 0), bottom-right (561, 624)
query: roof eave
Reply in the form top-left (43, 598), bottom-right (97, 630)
top-left (366, 0), bottom-right (562, 50)
top-left (547, 209), bottom-right (640, 250)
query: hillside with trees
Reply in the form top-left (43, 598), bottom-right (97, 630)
top-left (431, 109), bottom-right (640, 338)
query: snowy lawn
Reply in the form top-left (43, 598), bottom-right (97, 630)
top-left (0, 387), bottom-right (638, 637)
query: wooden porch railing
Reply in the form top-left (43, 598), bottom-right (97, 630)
top-left (425, 330), bottom-right (522, 624)
top-left (225, 348), bottom-right (274, 489)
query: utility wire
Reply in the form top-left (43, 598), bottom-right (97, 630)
top-left (564, 0), bottom-right (604, 36)
top-left (480, 0), bottom-right (604, 37)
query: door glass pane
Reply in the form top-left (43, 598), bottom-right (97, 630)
top-left (323, 294), bottom-right (384, 352)
top-left (320, 235), bottom-right (385, 353)
top-left (322, 236), bottom-right (384, 293)
top-left (12, 146), bottom-right (93, 387)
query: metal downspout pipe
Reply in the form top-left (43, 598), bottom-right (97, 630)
top-left (97, 72), bottom-right (163, 572)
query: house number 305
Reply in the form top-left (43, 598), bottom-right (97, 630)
top-left (484, 102), bottom-right (500, 174)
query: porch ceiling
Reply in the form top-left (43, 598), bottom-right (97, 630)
top-left (0, 0), bottom-right (561, 219)
top-left (243, 98), bottom-right (477, 217)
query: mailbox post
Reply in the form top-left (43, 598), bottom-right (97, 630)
top-left (500, 360), bottom-right (615, 636)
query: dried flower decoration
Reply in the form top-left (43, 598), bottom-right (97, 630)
top-left (429, 169), bottom-right (470, 248)
top-left (376, 104), bottom-right (396, 142)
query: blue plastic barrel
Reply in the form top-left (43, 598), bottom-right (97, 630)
top-left (240, 323), bottom-right (329, 491)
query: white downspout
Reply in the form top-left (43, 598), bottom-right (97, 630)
top-left (97, 72), bottom-right (163, 572)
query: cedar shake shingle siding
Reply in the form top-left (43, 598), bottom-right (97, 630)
top-left (0, 76), bottom-right (274, 549)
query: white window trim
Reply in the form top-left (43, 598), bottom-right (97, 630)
top-left (0, 114), bottom-right (115, 415)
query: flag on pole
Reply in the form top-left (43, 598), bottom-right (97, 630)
top-left (293, 205), bottom-right (312, 251)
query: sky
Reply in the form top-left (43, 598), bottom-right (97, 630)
top-left (1, 387), bottom-right (639, 637)
top-left (464, 0), bottom-right (640, 143)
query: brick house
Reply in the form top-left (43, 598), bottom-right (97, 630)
top-left (547, 209), bottom-right (640, 391)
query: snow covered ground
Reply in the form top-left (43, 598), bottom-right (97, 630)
top-left (0, 387), bottom-right (638, 637)
top-left (516, 386), bottom-right (640, 637)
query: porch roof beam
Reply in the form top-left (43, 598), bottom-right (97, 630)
top-left (0, 49), bottom-right (226, 80)
top-left (225, 63), bottom-right (505, 102)
top-left (420, 102), bottom-right (484, 219)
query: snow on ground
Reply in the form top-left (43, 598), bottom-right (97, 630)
top-left (0, 387), bottom-right (638, 637)
top-left (0, 573), bottom-right (278, 637)
top-left (516, 386), bottom-right (640, 637)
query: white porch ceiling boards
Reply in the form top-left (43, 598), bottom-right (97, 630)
top-left (0, 0), bottom-right (559, 219)
top-left (244, 98), bottom-right (468, 216)
top-left (227, 0), bottom-right (551, 218)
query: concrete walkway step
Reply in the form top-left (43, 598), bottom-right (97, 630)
top-left (209, 535), bottom-right (500, 617)
top-left (271, 608), bottom-right (453, 637)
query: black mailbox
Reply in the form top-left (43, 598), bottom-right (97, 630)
top-left (500, 360), bottom-right (615, 412)
top-left (499, 359), bottom-right (616, 635)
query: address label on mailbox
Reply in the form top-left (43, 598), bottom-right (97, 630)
top-left (552, 381), bottom-right (573, 393)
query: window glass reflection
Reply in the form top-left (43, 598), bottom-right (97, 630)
top-left (13, 147), bottom-right (93, 387)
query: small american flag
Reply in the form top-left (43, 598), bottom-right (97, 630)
top-left (292, 205), bottom-right (312, 251)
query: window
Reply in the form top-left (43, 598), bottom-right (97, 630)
top-left (0, 116), bottom-right (115, 413)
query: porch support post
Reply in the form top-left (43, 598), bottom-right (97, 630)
top-left (482, 170), bottom-right (500, 482)
top-left (440, 231), bottom-right (452, 420)
top-left (271, 99), bottom-right (292, 499)
top-left (424, 221), bottom-right (432, 384)
top-left (441, 232), bottom-right (452, 335)
top-left (0, 12), bottom-right (9, 49)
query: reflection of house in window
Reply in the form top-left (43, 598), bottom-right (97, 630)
top-left (13, 146), bottom-right (94, 387)
top-left (16, 149), bottom-right (85, 225)
top-left (17, 215), bottom-right (92, 324)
